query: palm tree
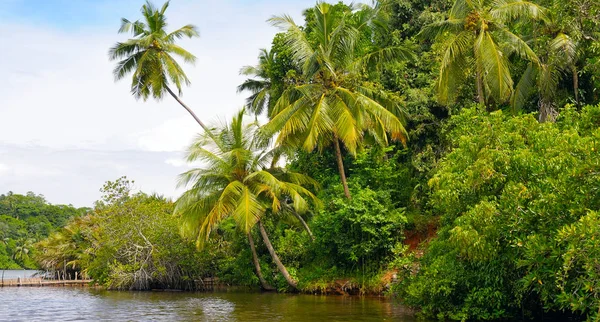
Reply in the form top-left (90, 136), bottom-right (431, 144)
top-left (421, 0), bottom-right (547, 108)
top-left (36, 215), bottom-right (95, 279)
top-left (263, 1), bottom-right (411, 199)
top-left (108, 1), bottom-right (210, 133)
top-left (13, 238), bottom-right (34, 263)
top-left (512, 32), bottom-right (578, 122)
top-left (175, 110), bottom-right (320, 290)
top-left (237, 49), bottom-right (275, 116)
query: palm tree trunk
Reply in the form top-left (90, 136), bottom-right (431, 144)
top-left (538, 100), bottom-right (557, 123)
top-left (333, 136), bottom-right (351, 199)
top-left (572, 65), bottom-right (579, 104)
top-left (258, 221), bottom-right (298, 290)
top-left (476, 69), bottom-right (486, 107)
top-left (247, 233), bottom-right (275, 291)
top-left (165, 86), bottom-right (210, 131)
top-left (292, 211), bottom-right (314, 241)
top-left (165, 86), bottom-right (227, 149)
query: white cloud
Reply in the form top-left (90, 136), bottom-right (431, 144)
top-left (165, 158), bottom-right (187, 168)
top-left (12, 164), bottom-right (62, 177)
top-left (0, 163), bottom-right (9, 176)
top-left (134, 117), bottom-right (200, 152)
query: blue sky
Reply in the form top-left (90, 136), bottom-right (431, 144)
top-left (1, 0), bottom-right (310, 27)
top-left (0, 0), bottom-right (315, 206)
top-left (0, 0), bottom-right (131, 26)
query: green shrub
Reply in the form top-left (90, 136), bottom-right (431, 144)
top-left (312, 187), bottom-right (406, 272)
top-left (400, 105), bottom-right (600, 320)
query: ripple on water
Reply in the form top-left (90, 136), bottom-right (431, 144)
top-left (0, 288), bottom-right (418, 322)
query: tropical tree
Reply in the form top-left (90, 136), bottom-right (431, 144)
top-left (108, 1), bottom-right (210, 133)
top-left (237, 49), bottom-right (276, 116)
top-left (36, 215), bottom-right (95, 280)
top-left (420, 0), bottom-right (547, 108)
top-left (263, 1), bottom-right (411, 199)
top-left (512, 32), bottom-right (578, 122)
top-left (13, 238), bottom-right (34, 263)
top-left (175, 110), bottom-right (320, 290)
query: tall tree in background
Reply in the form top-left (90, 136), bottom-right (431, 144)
top-left (108, 1), bottom-right (210, 132)
top-left (512, 0), bottom-right (599, 121)
top-left (512, 33), bottom-right (578, 122)
top-left (238, 34), bottom-right (301, 118)
top-left (237, 49), bottom-right (276, 116)
top-left (421, 0), bottom-right (546, 108)
top-left (175, 110), bottom-right (319, 290)
top-left (263, 1), bottom-right (411, 199)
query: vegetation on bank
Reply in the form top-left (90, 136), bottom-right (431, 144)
top-left (20, 0), bottom-right (600, 320)
top-left (0, 192), bottom-right (87, 269)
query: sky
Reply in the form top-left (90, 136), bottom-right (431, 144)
top-left (0, 0), bottom-right (315, 207)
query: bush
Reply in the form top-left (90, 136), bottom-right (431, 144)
top-left (311, 187), bottom-right (406, 272)
top-left (400, 105), bottom-right (600, 320)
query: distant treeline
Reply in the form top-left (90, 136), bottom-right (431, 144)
top-left (0, 192), bottom-right (88, 269)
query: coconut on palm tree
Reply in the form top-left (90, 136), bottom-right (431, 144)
top-left (262, 1), bottom-right (412, 199)
top-left (108, 1), bottom-right (210, 132)
top-left (421, 0), bottom-right (547, 108)
top-left (175, 110), bottom-right (320, 290)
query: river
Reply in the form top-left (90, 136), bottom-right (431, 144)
top-left (1, 270), bottom-right (42, 280)
top-left (0, 287), bottom-right (417, 321)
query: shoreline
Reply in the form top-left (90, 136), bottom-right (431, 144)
top-left (0, 278), bottom-right (92, 287)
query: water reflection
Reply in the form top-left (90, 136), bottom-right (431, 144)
top-left (0, 288), bottom-right (417, 321)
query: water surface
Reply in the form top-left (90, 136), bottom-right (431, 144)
top-left (0, 287), bottom-right (416, 321)
top-left (0, 270), bottom-right (41, 280)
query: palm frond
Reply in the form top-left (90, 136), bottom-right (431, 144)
top-left (510, 62), bottom-right (536, 112)
top-left (161, 53), bottom-right (191, 94)
top-left (418, 19), bottom-right (465, 40)
top-left (353, 46), bottom-right (415, 73)
top-left (166, 24), bottom-right (199, 42)
top-left (477, 32), bottom-right (513, 103)
top-left (495, 28), bottom-right (539, 64)
top-left (269, 15), bottom-right (315, 67)
top-left (490, 0), bottom-right (548, 22)
top-left (118, 18), bottom-right (147, 36)
top-left (112, 51), bottom-right (145, 81)
top-left (233, 186), bottom-right (264, 233)
top-left (550, 33), bottom-right (577, 67)
top-left (108, 40), bottom-right (142, 61)
top-left (437, 31), bottom-right (473, 104)
top-left (163, 44), bottom-right (197, 63)
top-left (302, 94), bottom-right (333, 152)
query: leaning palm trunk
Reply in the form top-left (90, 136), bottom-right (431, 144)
top-left (258, 221), bottom-right (298, 289)
top-left (292, 211), bottom-right (314, 241)
top-left (248, 232), bottom-right (275, 291)
top-left (165, 86), bottom-right (223, 145)
top-left (165, 86), bottom-right (213, 134)
top-left (333, 137), bottom-right (351, 199)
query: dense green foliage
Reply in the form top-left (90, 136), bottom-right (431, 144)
top-left (396, 105), bottom-right (600, 320)
top-left (28, 0), bottom-right (600, 320)
top-left (36, 178), bottom-right (229, 290)
top-left (0, 192), bottom-right (86, 269)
